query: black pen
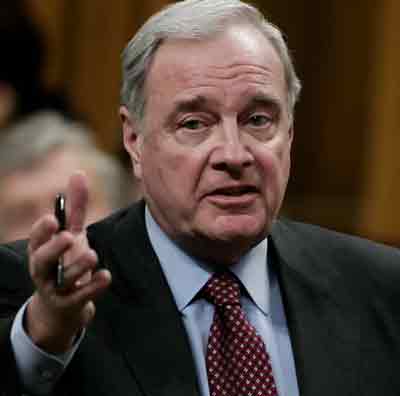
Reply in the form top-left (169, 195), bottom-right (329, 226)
top-left (54, 193), bottom-right (66, 288)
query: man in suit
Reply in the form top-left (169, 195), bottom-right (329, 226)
top-left (1, 0), bottom-right (400, 395)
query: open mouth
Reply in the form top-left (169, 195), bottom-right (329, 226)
top-left (208, 185), bottom-right (258, 197)
top-left (204, 185), bottom-right (259, 208)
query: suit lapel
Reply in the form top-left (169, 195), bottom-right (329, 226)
top-left (89, 203), bottom-right (201, 396)
top-left (270, 220), bottom-right (361, 396)
top-left (89, 206), bottom-right (362, 396)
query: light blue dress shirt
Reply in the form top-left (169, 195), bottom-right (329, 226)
top-left (11, 208), bottom-right (299, 396)
top-left (145, 208), bottom-right (299, 396)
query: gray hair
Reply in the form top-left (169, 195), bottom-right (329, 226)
top-left (0, 111), bottom-right (135, 209)
top-left (121, 0), bottom-right (301, 126)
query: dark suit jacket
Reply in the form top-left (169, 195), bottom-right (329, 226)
top-left (1, 201), bottom-right (400, 396)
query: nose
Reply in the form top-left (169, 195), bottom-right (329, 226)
top-left (210, 124), bottom-right (254, 175)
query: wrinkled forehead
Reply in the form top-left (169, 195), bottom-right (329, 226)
top-left (142, 25), bottom-right (288, 115)
top-left (149, 24), bottom-right (284, 81)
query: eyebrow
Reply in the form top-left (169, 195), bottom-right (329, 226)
top-left (174, 95), bottom-right (209, 113)
top-left (242, 93), bottom-right (282, 114)
top-left (165, 92), bottom-right (283, 127)
top-left (172, 93), bottom-right (281, 111)
top-left (165, 95), bottom-right (212, 127)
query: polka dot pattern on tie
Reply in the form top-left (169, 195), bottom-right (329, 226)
top-left (203, 272), bottom-right (278, 396)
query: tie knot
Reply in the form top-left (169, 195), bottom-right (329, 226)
top-left (202, 272), bottom-right (241, 307)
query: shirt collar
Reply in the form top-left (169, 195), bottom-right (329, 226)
top-left (145, 206), bottom-right (270, 315)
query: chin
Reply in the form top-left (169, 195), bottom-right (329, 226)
top-left (183, 217), bottom-right (268, 265)
top-left (206, 214), bottom-right (268, 244)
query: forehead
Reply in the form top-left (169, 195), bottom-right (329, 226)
top-left (145, 24), bottom-right (287, 106)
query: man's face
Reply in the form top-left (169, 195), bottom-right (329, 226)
top-left (0, 149), bottom-right (112, 242)
top-left (123, 25), bottom-right (293, 263)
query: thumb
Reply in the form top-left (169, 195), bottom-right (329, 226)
top-left (66, 171), bottom-right (90, 234)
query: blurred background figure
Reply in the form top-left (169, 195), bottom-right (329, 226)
top-left (0, 111), bottom-right (140, 243)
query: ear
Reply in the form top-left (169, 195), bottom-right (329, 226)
top-left (283, 125), bottom-right (294, 161)
top-left (288, 125), bottom-right (294, 145)
top-left (120, 106), bottom-right (143, 180)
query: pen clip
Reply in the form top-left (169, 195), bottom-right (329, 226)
top-left (55, 193), bottom-right (66, 232)
top-left (54, 193), bottom-right (66, 287)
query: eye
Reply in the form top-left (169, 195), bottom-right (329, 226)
top-left (247, 114), bottom-right (272, 127)
top-left (179, 118), bottom-right (206, 131)
top-left (175, 116), bottom-right (212, 146)
top-left (182, 120), bottom-right (203, 130)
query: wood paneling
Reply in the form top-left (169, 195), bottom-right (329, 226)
top-left (27, 0), bottom-right (69, 88)
top-left (357, 0), bottom-right (400, 244)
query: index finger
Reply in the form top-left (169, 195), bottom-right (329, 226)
top-left (28, 214), bottom-right (58, 253)
top-left (66, 171), bottom-right (90, 234)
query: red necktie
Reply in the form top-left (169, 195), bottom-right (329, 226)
top-left (203, 272), bottom-right (278, 396)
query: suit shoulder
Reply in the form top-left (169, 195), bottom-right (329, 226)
top-left (87, 201), bottom-right (144, 236)
top-left (0, 240), bottom-right (29, 280)
top-left (275, 217), bottom-right (398, 254)
top-left (273, 218), bottom-right (400, 278)
top-left (1, 240), bottom-right (28, 259)
top-left (0, 240), bottom-right (33, 315)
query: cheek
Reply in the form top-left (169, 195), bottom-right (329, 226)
top-left (255, 141), bottom-right (291, 197)
top-left (141, 140), bottom-right (197, 203)
top-left (277, 142), bottom-right (291, 181)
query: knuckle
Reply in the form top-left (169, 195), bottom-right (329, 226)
top-left (29, 257), bottom-right (39, 278)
